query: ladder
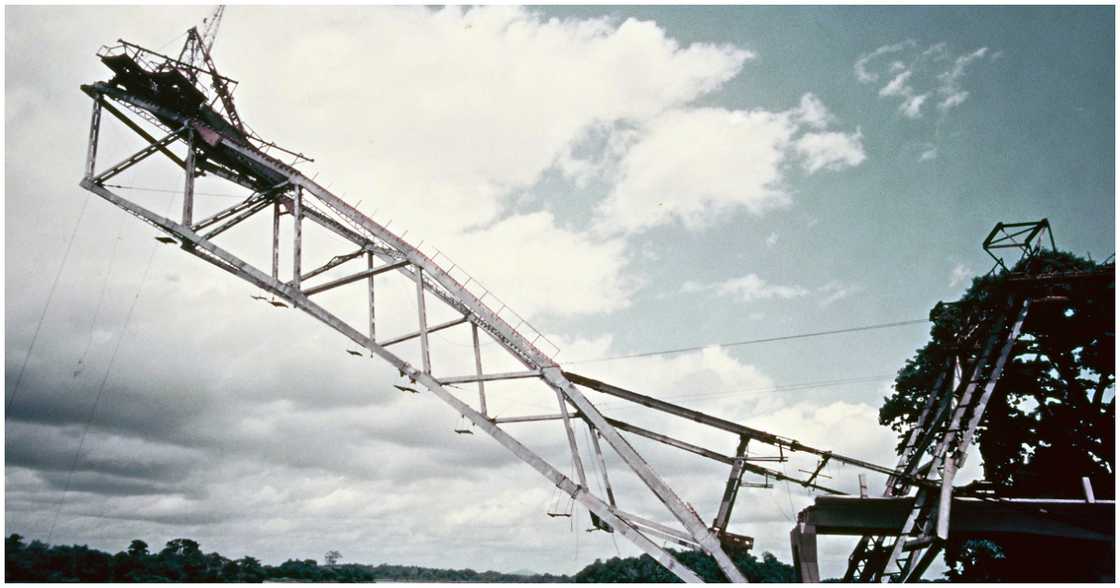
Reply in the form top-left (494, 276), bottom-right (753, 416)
top-left (845, 295), bottom-right (1031, 582)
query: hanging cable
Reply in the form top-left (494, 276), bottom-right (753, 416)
top-left (73, 228), bottom-right (122, 378)
top-left (596, 373), bottom-right (895, 413)
top-left (46, 198), bottom-right (170, 543)
top-left (560, 319), bottom-right (928, 365)
top-left (101, 183), bottom-right (244, 199)
top-left (7, 197), bottom-right (91, 412)
top-left (154, 29), bottom-right (188, 54)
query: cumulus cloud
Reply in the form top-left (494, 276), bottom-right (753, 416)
top-left (593, 94), bottom-right (865, 235)
top-left (794, 93), bottom-right (833, 129)
top-left (594, 108), bottom-right (796, 233)
top-left (795, 129), bottom-right (867, 173)
top-left (441, 212), bottom-right (633, 317)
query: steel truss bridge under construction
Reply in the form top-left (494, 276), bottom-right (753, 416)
top-left (76, 14), bottom-right (1114, 583)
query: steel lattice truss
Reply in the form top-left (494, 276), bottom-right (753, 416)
top-left (79, 31), bottom-right (950, 583)
top-left (836, 294), bottom-right (1032, 582)
top-left (798, 220), bottom-right (1115, 583)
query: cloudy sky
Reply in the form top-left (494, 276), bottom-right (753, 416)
top-left (5, 4), bottom-right (1114, 579)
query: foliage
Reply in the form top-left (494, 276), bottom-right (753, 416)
top-left (878, 250), bottom-right (1114, 581)
top-left (4, 534), bottom-right (568, 582)
top-left (574, 549), bottom-right (796, 583)
top-left (5, 534), bottom-right (800, 583)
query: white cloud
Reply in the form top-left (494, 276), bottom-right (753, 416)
top-left (855, 41), bottom-right (996, 120)
top-left (854, 40), bottom-right (998, 161)
top-left (900, 94), bottom-right (928, 118)
top-left (936, 47), bottom-right (989, 112)
top-left (219, 6), bottom-right (756, 318)
top-left (949, 263), bottom-right (973, 288)
top-left (879, 69), bottom-right (913, 97)
top-left (594, 108), bottom-right (796, 234)
top-left (443, 212), bottom-right (633, 317)
top-left (795, 92), bottom-right (833, 129)
top-left (765, 231), bottom-right (779, 247)
top-left (817, 280), bottom-right (862, 308)
top-left (594, 94), bottom-right (865, 234)
top-left (795, 129), bottom-right (867, 173)
top-left (681, 273), bottom-right (809, 303)
top-left (854, 39), bottom-right (917, 83)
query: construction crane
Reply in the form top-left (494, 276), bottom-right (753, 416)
top-left (75, 14), bottom-right (1111, 583)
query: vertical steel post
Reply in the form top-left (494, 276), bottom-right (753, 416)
top-left (292, 186), bottom-right (302, 288)
top-left (790, 521), bottom-right (820, 583)
top-left (182, 129), bottom-right (195, 225)
top-left (374, 249), bottom-right (383, 340)
top-left (271, 201), bottom-right (280, 280)
top-left (471, 323), bottom-right (487, 417)
top-left (1082, 477), bottom-right (1096, 503)
top-left (713, 435), bottom-right (749, 533)
top-left (556, 389), bottom-right (589, 490)
top-left (589, 428), bottom-right (617, 508)
top-left (85, 98), bottom-right (102, 179)
top-left (414, 268), bottom-right (431, 373)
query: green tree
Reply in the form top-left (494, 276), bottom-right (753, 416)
top-left (238, 555), bottom-right (266, 582)
top-left (128, 539), bottom-right (149, 558)
top-left (879, 250), bottom-right (1114, 581)
top-left (573, 549), bottom-right (795, 582)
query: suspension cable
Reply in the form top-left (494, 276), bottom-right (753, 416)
top-left (560, 319), bottom-right (928, 365)
top-left (7, 197), bottom-right (91, 412)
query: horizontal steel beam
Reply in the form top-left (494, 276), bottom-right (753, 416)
top-left (438, 371), bottom-right (540, 385)
top-left (602, 415), bottom-right (847, 496)
top-left (491, 412), bottom-right (580, 424)
top-left (193, 191), bottom-right (274, 232)
top-left (203, 199), bottom-right (272, 240)
top-left (379, 316), bottom-right (470, 347)
top-left (302, 260), bottom-right (409, 296)
top-left (567, 371), bottom-right (909, 481)
top-left (604, 416), bottom-right (735, 465)
top-left (802, 495), bottom-right (1115, 540)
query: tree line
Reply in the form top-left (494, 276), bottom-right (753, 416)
top-left (5, 533), bottom-right (797, 582)
top-left (3, 535), bottom-right (567, 583)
